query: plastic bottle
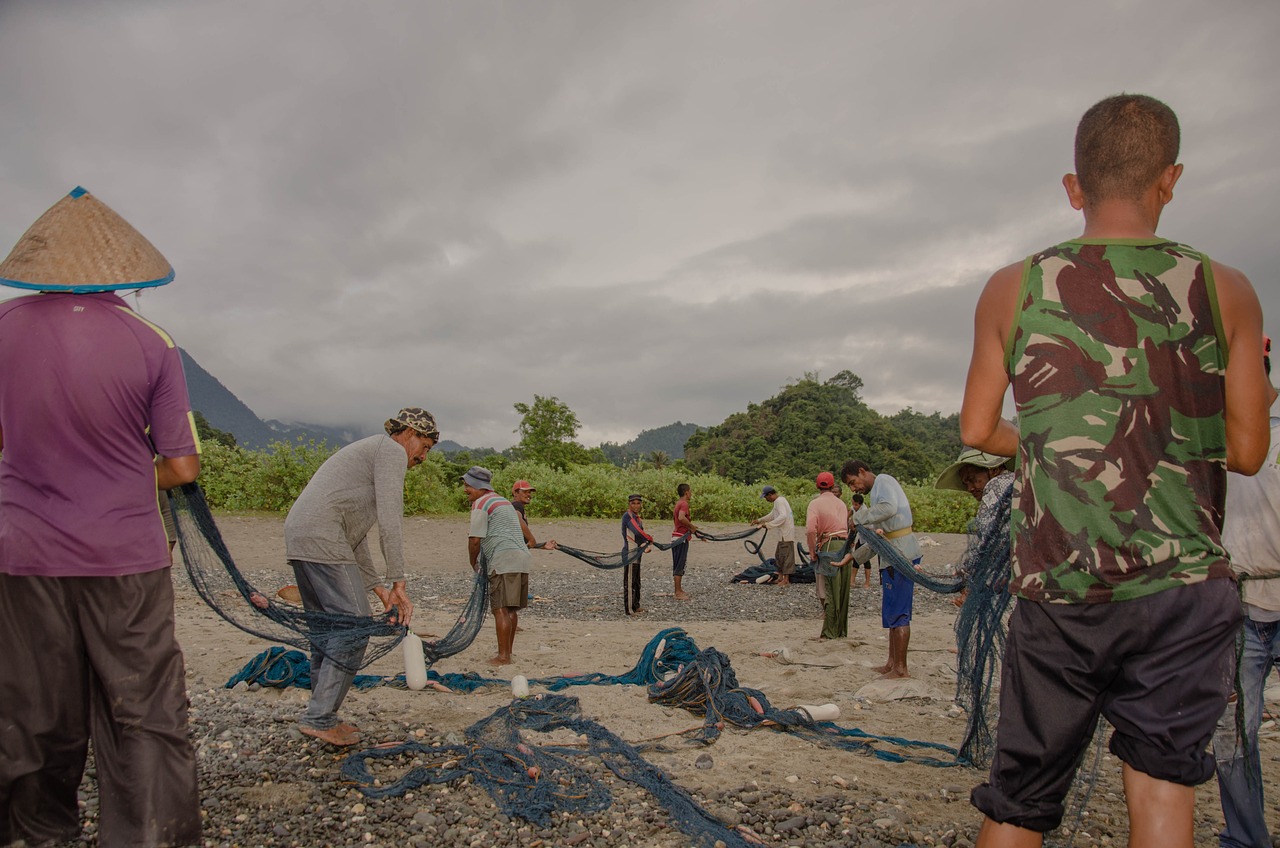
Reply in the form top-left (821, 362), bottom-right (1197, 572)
top-left (511, 674), bottom-right (530, 698)
top-left (402, 634), bottom-right (428, 691)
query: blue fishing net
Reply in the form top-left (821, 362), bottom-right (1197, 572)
top-left (340, 693), bottom-right (760, 847)
top-left (556, 532), bottom-right (692, 570)
top-left (169, 482), bottom-right (487, 673)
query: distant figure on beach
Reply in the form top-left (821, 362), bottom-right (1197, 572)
top-left (960, 93), bottom-right (1271, 848)
top-left (843, 460), bottom-right (920, 679)
top-left (621, 494), bottom-right (654, 615)
top-left (751, 485), bottom-right (796, 585)
top-left (850, 493), bottom-right (873, 588)
top-left (511, 479), bottom-right (558, 551)
top-left (464, 466), bottom-right (533, 666)
top-left (285, 407), bottom-right (435, 746)
top-left (671, 483), bottom-right (698, 600)
top-left (1212, 341), bottom-right (1280, 848)
top-left (805, 471), bottom-right (851, 640)
top-left (0, 187), bottom-right (203, 846)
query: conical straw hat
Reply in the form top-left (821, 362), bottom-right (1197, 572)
top-left (0, 186), bottom-right (173, 293)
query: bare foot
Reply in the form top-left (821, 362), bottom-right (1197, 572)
top-left (872, 663), bottom-right (892, 674)
top-left (674, 592), bottom-right (691, 601)
top-left (300, 725), bottom-right (360, 747)
top-left (809, 635), bottom-right (829, 642)
top-left (879, 669), bottom-right (910, 680)
top-left (487, 655), bottom-right (513, 667)
top-left (631, 607), bottom-right (646, 614)
top-left (336, 721), bottom-right (359, 734)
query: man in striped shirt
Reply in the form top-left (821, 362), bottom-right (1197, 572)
top-left (465, 466), bottom-right (534, 666)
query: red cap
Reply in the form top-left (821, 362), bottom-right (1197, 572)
top-left (512, 480), bottom-right (536, 493)
top-left (815, 471), bottom-right (835, 490)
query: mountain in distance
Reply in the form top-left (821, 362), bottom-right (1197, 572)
top-left (180, 349), bottom-right (365, 450)
top-left (600, 421), bottom-right (703, 466)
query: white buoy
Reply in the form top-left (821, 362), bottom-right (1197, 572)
top-left (402, 634), bottom-right (428, 691)
top-left (511, 674), bottom-right (530, 698)
top-left (797, 703), bottom-right (840, 722)
top-left (655, 638), bottom-right (667, 658)
top-left (779, 647), bottom-right (793, 662)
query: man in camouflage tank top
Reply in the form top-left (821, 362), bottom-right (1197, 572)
top-left (960, 94), bottom-right (1272, 847)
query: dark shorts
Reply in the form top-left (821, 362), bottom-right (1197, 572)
top-left (488, 572), bottom-right (529, 611)
top-left (775, 542), bottom-right (796, 575)
top-left (671, 541), bottom-right (689, 577)
top-left (971, 579), bottom-right (1241, 832)
top-left (881, 561), bottom-right (916, 628)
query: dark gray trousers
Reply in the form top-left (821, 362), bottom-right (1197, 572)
top-left (0, 570), bottom-right (200, 847)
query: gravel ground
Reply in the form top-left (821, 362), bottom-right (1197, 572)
top-left (54, 537), bottom-right (1233, 848)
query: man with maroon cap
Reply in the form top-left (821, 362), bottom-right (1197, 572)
top-left (511, 479), bottom-right (558, 551)
top-left (0, 187), bottom-right (202, 846)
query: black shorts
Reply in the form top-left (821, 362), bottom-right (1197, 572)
top-left (971, 579), bottom-right (1240, 832)
top-left (671, 542), bottom-right (689, 577)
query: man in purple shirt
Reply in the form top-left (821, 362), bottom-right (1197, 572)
top-left (0, 188), bottom-right (203, 846)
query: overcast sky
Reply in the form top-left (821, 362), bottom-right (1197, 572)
top-left (2, 1), bottom-right (1276, 449)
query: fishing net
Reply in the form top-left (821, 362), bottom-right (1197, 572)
top-left (340, 693), bottom-right (760, 847)
top-left (225, 645), bottom-right (506, 694)
top-left (853, 525), bottom-right (964, 594)
top-left (693, 526), bottom-right (760, 542)
top-left (554, 532), bottom-right (691, 570)
top-left (952, 479), bottom-right (1014, 766)
top-left (169, 482), bottom-right (487, 673)
top-left (168, 483), bottom-right (404, 672)
top-left (648, 645), bottom-right (959, 765)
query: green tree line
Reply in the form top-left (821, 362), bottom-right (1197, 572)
top-left (193, 442), bottom-right (976, 533)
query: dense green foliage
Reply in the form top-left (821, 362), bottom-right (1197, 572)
top-left (600, 421), bottom-right (703, 465)
top-left (193, 410), bottom-right (238, 448)
top-left (684, 371), bottom-right (942, 485)
top-left (195, 442), bottom-right (977, 533)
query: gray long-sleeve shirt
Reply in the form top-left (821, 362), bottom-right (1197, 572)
top-left (284, 434), bottom-right (409, 589)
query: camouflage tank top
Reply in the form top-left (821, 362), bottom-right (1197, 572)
top-left (1005, 238), bottom-right (1231, 603)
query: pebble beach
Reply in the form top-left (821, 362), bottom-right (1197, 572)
top-left (62, 515), bottom-right (1261, 846)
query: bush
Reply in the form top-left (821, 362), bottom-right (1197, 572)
top-left (195, 442), bottom-right (979, 533)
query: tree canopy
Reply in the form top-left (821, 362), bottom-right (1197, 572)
top-left (512, 395), bottom-right (602, 470)
top-left (683, 372), bottom-right (949, 484)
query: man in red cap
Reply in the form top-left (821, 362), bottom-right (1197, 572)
top-left (511, 480), bottom-right (558, 551)
top-left (805, 471), bottom-right (851, 640)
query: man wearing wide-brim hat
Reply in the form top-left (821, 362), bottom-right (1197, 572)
top-left (0, 187), bottom-right (203, 846)
top-left (934, 448), bottom-right (1015, 502)
top-left (934, 448), bottom-right (1015, 596)
top-left (285, 406), bottom-right (438, 746)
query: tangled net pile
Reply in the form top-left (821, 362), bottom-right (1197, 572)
top-left (649, 644), bottom-right (960, 765)
top-left (169, 482), bottom-right (488, 671)
top-left (339, 629), bottom-right (958, 845)
top-left (341, 693), bottom-right (760, 847)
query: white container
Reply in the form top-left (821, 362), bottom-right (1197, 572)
top-left (402, 634), bottom-right (428, 691)
top-left (797, 703), bottom-right (840, 722)
top-left (511, 674), bottom-right (530, 698)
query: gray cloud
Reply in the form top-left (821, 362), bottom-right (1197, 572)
top-left (1, 0), bottom-right (1276, 449)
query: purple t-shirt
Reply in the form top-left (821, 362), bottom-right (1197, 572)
top-left (0, 291), bottom-right (200, 577)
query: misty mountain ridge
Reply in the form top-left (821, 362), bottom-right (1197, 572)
top-left (180, 349), bottom-right (367, 450)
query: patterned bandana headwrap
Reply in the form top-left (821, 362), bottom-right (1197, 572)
top-left (385, 407), bottom-right (439, 441)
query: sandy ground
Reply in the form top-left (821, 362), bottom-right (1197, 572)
top-left (172, 513), bottom-right (1266, 846)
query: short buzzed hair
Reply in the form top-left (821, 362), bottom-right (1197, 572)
top-left (677, 483), bottom-right (691, 498)
top-left (1074, 94), bottom-right (1180, 206)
